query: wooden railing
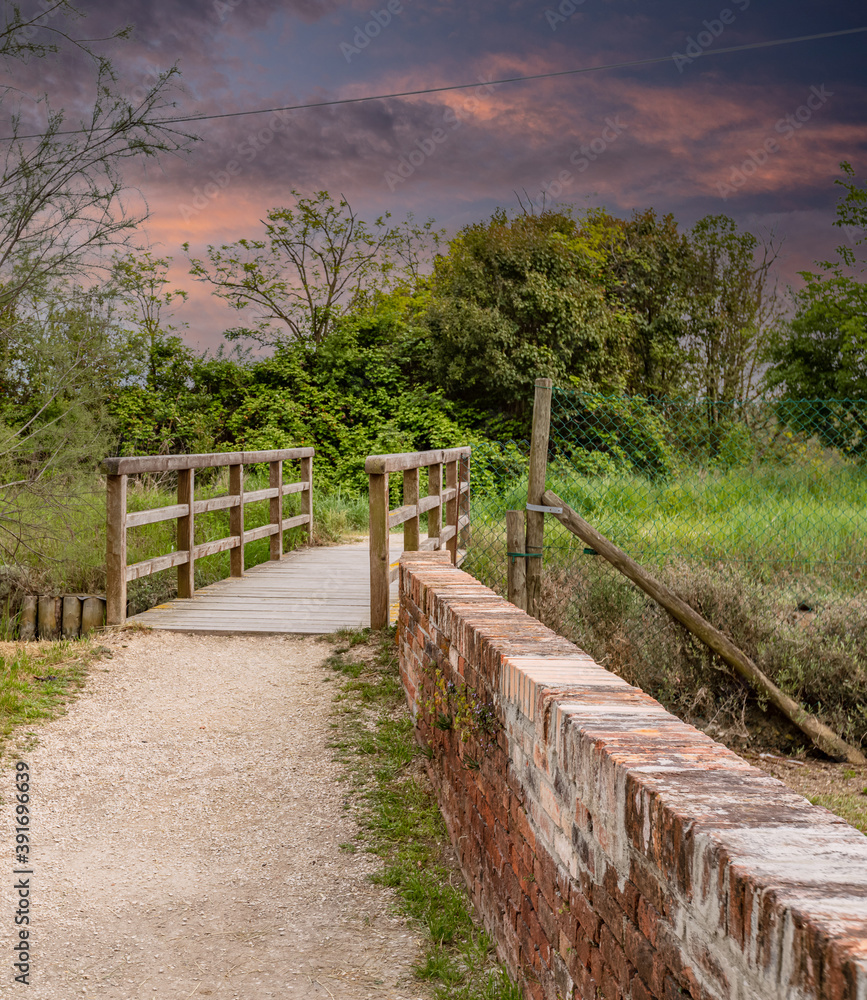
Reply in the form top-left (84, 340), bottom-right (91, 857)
top-left (102, 448), bottom-right (314, 625)
top-left (366, 447), bottom-right (470, 629)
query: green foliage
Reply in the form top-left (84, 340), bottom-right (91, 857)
top-left (766, 164), bottom-right (867, 457)
top-left (423, 209), bottom-right (636, 424)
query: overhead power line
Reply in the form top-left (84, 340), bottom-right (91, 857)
top-left (2, 25), bottom-right (866, 140)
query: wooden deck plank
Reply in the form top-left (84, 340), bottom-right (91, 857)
top-left (128, 539), bottom-right (403, 634)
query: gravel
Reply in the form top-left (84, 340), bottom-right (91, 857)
top-left (0, 629), bottom-right (428, 999)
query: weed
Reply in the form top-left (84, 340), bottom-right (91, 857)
top-left (327, 628), bottom-right (521, 1000)
top-left (0, 637), bottom-right (104, 759)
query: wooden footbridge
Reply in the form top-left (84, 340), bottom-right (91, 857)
top-left (102, 446), bottom-right (471, 634)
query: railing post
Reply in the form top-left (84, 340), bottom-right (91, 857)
top-left (369, 471), bottom-right (389, 629)
top-left (459, 452), bottom-right (470, 556)
top-left (445, 459), bottom-right (458, 565)
top-left (230, 463), bottom-right (244, 577)
top-left (106, 473), bottom-right (127, 625)
top-left (526, 377), bottom-right (553, 617)
top-left (270, 460), bottom-right (283, 560)
top-left (427, 462), bottom-right (442, 548)
top-left (177, 467), bottom-right (195, 597)
top-left (506, 509), bottom-right (527, 611)
top-left (301, 453), bottom-right (313, 544)
top-left (404, 467), bottom-right (420, 551)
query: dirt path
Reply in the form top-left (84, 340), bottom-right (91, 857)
top-left (0, 630), bottom-right (427, 999)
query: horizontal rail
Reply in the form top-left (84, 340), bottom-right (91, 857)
top-left (193, 494), bottom-right (241, 514)
top-left (126, 550), bottom-right (190, 582)
top-left (124, 480), bottom-right (313, 528)
top-left (365, 446), bottom-right (471, 475)
top-left (244, 522), bottom-right (279, 543)
top-left (125, 504), bottom-right (189, 529)
top-left (102, 447), bottom-right (314, 476)
top-left (282, 513), bottom-right (311, 531)
top-left (193, 536), bottom-right (240, 560)
top-left (388, 504), bottom-right (418, 529)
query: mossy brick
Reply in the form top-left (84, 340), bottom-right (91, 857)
top-left (398, 557), bottom-right (867, 1000)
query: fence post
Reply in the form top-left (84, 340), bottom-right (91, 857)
top-left (445, 459), bottom-right (458, 564)
top-left (526, 377), bottom-right (553, 617)
top-left (301, 454), bottom-right (313, 544)
top-left (506, 509), bottom-right (527, 611)
top-left (404, 467), bottom-right (420, 551)
top-left (427, 462), bottom-right (442, 548)
top-left (459, 452), bottom-right (471, 556)
top-left (269, 460), bottom-right (283, 560)
top-left (230, 463), bottom-right (244, 577)
top-left (106, 473), bottom-right (127, 625)
top-left (369, 472), bottom-right (390, 629)
top-left (177, 467), bottom-right (195, 597)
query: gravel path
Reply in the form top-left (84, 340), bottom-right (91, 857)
top-left (0, 630), bottom-right (427, 999)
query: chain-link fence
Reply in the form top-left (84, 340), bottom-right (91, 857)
top-left (466, 391), bottom-right (867, 749)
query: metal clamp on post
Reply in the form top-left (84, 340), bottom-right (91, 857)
top-left (506, 551), bottom-right (543, 562)
top-left (526, 503), bottom-right (563, 514)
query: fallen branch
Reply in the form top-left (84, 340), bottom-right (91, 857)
top-left (543, 489), bottom-right (867, 766)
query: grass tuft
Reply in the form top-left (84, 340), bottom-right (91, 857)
top-left (0, 637), bottom-right (105, 759)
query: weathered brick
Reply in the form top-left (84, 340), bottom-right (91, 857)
top-left (398, 555), bottom-right (867, 1000)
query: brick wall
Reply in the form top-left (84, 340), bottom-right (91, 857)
top-left (398, 550), bottom-right (867, 1000)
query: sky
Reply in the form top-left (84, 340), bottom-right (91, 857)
top-left (9, 0), bottom-right (867, 350)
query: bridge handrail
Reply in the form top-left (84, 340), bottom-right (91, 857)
top-left (102, 447), bottom-right (314, 625)
top-left (367, 446), bottom-right (470, 629)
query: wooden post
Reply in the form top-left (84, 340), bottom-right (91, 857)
top-left (301, 454), bottom-right (313, 544)
top-left (369, 472), bottom-right (390, 629)
top-left (106, 473), bottom-right (127, 625)
top-left (270, 460), bottom-right (283, 560)
top-left (506, 510), bottom-right (527, 611)
top-left (38, 596), bottom-right (61, 640)
top-left (230, 463), bottom-right (244, 577)
top-left (81, 597), bottom-right (106, 635)
top-left (526, 377), bottom-right (553, 616)
top-left (445, 459), bottom-right (458, 565)
top-left (61, 596), bottom-right (82, 639)
top-left (177, 467), bottom-right (195, 598)
top-left (459, 453), bottom-right (471, 555)
top-left (404, 467), bottom-right (420, 551)
top-left (427, 462), bottom-right (442, 548)
top-left (19, 596), bottom-right (37, 641)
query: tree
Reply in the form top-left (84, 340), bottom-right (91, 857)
top-left (422, 208), bottom-right (636, 427)
top-left (0, 1), bottom-right (195, 562)
top-left (0, 3), bottom-right (195, 321)
top-left (185, 191), bottom-right (440, 349)
top-left (683, 215), bottom-right (781, 410)
top-left (765, 163), bottom-right (867, 457)
top-left (592, 207), bottom-right (695, 398)
top-left (111, 250), bottom-right (188, 385)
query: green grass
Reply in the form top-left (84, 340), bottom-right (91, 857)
top-left (466, 459), bottom-right (867, 754)
top-left (809, 791), bottom-right (867, 834)
top-left (327, 627), bottom-right (522, 1000)
top-left (0, 636), bottom-right (105, 759)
